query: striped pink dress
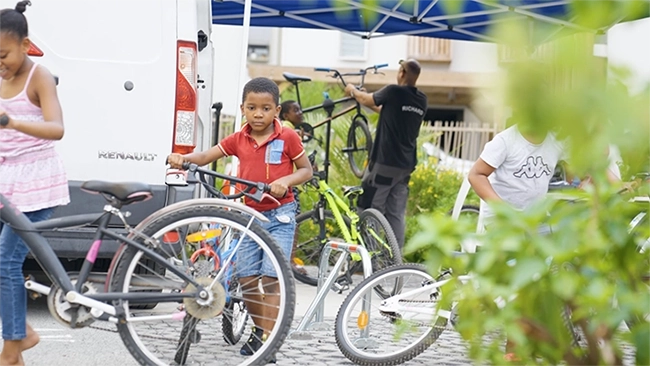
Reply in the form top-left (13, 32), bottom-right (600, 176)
top-left (0, 64), bottom-right (69, 212)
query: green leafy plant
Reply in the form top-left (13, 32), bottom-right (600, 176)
top-left (399, 2), bottom-right (650, 365)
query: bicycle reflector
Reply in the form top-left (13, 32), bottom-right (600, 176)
top-left (357, 310), bottom-right (369, 330)
top-left (185, 229), bottom-right (222, 243)
top-left (172, 40), bottom-right (198, 155)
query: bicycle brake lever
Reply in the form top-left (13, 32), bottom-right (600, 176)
top-left (261, 193), bottom-right (281, 207)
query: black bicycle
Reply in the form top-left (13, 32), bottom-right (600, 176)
top-left (283, 63), bottom-right (388, 179)
top-left (0, 163), bottom-right (294, 366)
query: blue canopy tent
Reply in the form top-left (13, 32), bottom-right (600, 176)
top-left (211, 0), bottom-right (648, 45)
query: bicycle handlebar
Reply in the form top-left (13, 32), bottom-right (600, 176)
top-left (314, 63), bottom-right (388, 87)
top-left (179, 162), bottom-right (277, 205)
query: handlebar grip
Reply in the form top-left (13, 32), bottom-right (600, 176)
top-left (182, 162), bottom-right (197, 171)
top-left (314, 67), bottom-right (331, 72)
top-left (375, 63), bottom-right (389, 68)
top-left (0, 114), bottom-right (9, 127)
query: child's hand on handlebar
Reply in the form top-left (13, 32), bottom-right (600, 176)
top-left (269, 179), bottom-right (290, 199)
top-left (167, 153), bottom-right (185, 169)
top-left (344, 84), bottom-right (357, 97)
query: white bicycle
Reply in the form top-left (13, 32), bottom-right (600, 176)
top-left (333, 184), bottom-right (649, 366)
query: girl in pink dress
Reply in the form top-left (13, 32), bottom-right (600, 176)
top-left (0, 2), bottom-right (69, 365)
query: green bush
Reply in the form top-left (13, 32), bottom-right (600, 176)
top-left (404, 164), bottom-right (479, 262)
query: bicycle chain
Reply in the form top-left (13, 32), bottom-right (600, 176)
top-left (88, 322), bottom-right (185, 342)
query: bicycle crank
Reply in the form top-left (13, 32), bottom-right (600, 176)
top-left (47, 276), bottom-right (97, 328)
top-left (183, 277), bottom-right (226, 319)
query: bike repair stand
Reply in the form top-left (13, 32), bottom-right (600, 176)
top-left (289, 240), bottom-right (372, 340)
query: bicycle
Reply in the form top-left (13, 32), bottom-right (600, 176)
top-left (1, 163), bottom-right (295, 366)
top-left (292, 153), bottom-right (403, 294)
top-left (283, 63), bottom-right (388, 179)
top-left (333, 180), bottom-right (649, 366)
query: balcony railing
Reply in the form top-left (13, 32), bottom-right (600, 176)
top-left (407, 37), bottom-right (451, 63)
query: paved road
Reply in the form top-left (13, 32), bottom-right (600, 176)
top-left (6, 280), bottom-right (638, 365)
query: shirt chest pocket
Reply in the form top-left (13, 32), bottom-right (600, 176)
top-left (265, 140), bottom-right (285, 165)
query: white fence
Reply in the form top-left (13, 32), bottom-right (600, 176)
top-left (421, 121), bottom-right (497, 162)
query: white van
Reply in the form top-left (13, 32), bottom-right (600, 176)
top-left (0, 0), bottom-right (215, 271)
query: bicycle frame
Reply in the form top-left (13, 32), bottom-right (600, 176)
top-left (377, 273), bottom-right (472, 319)
top-left (309, 176), bottom-right (361, 246)
top-left (377, 197), bottom-right (649, 323)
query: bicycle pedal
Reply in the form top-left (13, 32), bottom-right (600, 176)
top-left (331, 282), bottom-right (349, 293)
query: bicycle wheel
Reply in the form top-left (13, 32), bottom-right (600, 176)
top-left (293, 209), bottom-right (351, 286)
top-left (447, 205), bottom-right (481, 251)
top-left (447, 205), bottom-right (479, 223)
top-left (222, 279), bottom-right (249, 345)
top-left (355, 208), bottom-right (403, 298)
top-left (346, 115), bottom-right (373, 179)
top-left (335, 264), bottom-right (448, 366)
top-left (110, 206), bottom-right (295, 366)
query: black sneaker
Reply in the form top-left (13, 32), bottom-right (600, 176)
top-left (240, 326), bottom-right (264, 356)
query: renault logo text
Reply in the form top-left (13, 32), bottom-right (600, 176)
top-left (98, 151), bottom-right (157, 161)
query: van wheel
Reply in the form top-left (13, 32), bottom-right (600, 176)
top-left (129, 258), bottom-right (164, 310)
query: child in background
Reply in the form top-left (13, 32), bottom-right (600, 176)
top-left (467, 111), bottom-right (565, 361)
top-left (280, 100), bottom-right (320, 275)
top-left (0, 2), bottom-right (70, 365)
top-left (167, 77), bottom-right (312, 361)
top-left (280, 100), bottom-right (303, 131)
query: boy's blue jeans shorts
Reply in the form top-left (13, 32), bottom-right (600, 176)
top-left (236, 201), bottom-right (296, 278)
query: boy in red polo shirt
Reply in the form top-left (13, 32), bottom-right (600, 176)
top-left (167, 77), bottom-right (312, 360)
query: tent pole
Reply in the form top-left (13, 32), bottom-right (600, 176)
top-left (228, 0), bottom-right (252, 186)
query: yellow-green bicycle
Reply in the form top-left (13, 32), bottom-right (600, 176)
top-left (292, 153), bottom-right (402, 296)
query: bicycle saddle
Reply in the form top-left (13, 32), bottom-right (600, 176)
top-left (81, 181), bottom-right (153, 204)
top-left (342, 185), bottom-right (363, 198)
top-left (282, 72), bottom-right (311, 83)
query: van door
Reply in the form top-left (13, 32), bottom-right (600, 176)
top-left (0, 0), bottom-right (211, 261)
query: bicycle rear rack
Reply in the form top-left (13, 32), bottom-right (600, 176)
top-left (290, 240), bottom-right (372, 339)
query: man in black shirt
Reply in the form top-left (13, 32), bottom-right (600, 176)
top-left (345, 59), bottom-right (428, 249)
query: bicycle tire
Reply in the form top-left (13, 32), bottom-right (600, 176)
top-left (335, 263), bottom-right (448, 366)
top-left (110, 206), bottom-right (295, 366)
top-left (346, 115), bottom-right (373, 179)
top-left (447, 205), bottom-right (480, 216)
top-left (293, 209), bottom-right (351, 286)
top-left (355, 208), bottom-right (403, 298)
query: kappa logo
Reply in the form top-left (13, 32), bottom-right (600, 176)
top-left (513, 156), bottom-right (551, 178)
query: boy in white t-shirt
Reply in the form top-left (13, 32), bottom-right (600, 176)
top-left (468, 118), bottom-right (566, 361)
top-left (469, 123), bottom-right (565, 220)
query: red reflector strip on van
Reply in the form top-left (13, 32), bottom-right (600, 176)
top-left (27, 42), bottom-right (44, 57)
